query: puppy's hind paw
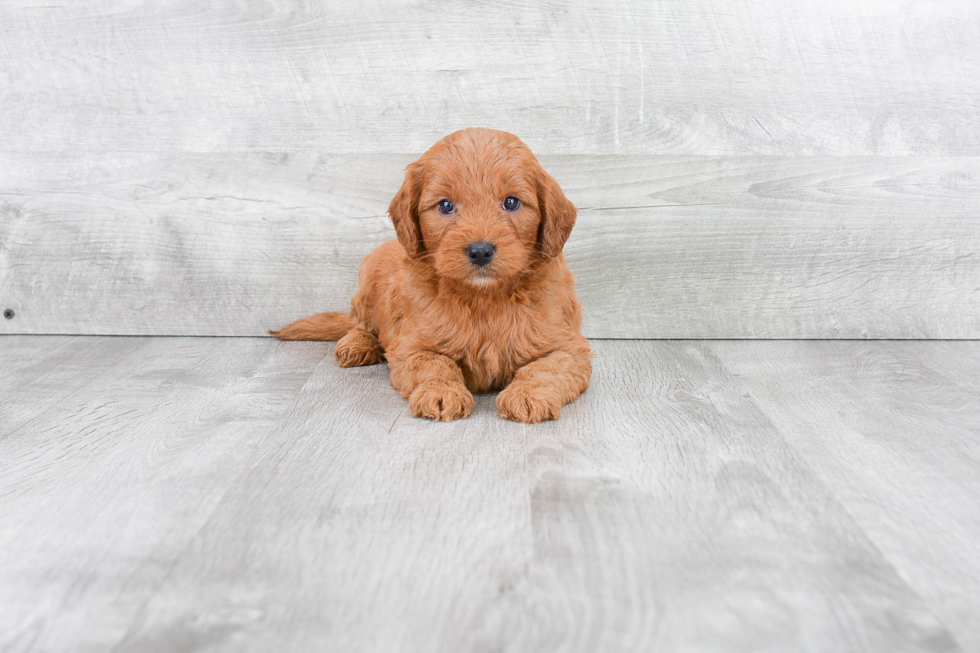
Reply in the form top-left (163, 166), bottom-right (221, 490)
top-left (409, 382), bottom-right (474, 421)
top-left (497, 381), bottom-right (563, 423)
top-left (334, 330), bottom-right (383, 367)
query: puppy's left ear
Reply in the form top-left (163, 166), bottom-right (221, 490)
top-left (535, 171), bottom-right (577, 259)
top-left (389, 161), bottom-right (426, 258)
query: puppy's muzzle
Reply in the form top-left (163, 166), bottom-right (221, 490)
top-left (465, 241), bottom-right (495, 267)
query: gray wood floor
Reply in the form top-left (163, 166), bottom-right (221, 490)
top-left (1, 336), bottom-right (978, 652)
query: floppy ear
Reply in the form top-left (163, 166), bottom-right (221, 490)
top-left (388, 162), bottom-right (425, 258)
top-left (535, 170), bottom-right (577, 259)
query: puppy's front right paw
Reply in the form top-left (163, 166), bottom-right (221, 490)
top-left (409, 382), bottom-right (474, 421)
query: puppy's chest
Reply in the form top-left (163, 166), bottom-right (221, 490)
top-left (432, 311), bottom-right (541, 392)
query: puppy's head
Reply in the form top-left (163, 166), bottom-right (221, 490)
top-left (388, 128), bottom-right (576, 289)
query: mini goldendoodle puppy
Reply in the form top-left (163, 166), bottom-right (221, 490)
top-left (271, 128), bottom-right (591, 422)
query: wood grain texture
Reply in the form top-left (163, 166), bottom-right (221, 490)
top-left (4, 0), bottom-right (979, 337)
top-left (0, 336), bottom-right (327, 652)
top-left (1, 0), bottom-right (979, 155)
top-left (711, 340), bottom-right (980, 652)
top-left (473, 341), bottom-right (958, 652)
top-left (2, 153), bottom-right (978, 338)
top-left (4, 336), bottom-right (977, 651)
top-left (113, 352), bottom-right (531, 653)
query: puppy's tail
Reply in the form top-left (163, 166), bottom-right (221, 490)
top-left (269, 311), bottom-right (355, 341)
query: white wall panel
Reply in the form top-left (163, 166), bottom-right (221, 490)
top-left (2, 153), bottom-right (977, 338)
top-left (2, 1), bottom-right (978, 337)
top-left (1, 1), bottom-right (978, 155)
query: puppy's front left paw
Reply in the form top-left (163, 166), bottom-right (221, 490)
top-left (497, 381), bottom-right (563, 423)
top-left (409, 382), bottom-right (474, 421)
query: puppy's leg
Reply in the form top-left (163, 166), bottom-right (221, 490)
top-left (389, 351), bottom-right (474, 421)
top-left (497, 340), bottom-right (592, 423)
top-left (335, 328), bottom-right (384, 367)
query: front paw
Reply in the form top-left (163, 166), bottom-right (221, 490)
top-left (409, 382), bottom-right (474, 421)
top-left (497, 380), bottom-right (563, 423)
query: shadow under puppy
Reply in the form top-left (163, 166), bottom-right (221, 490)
top-left (272, 128), bottom-right (592, 422)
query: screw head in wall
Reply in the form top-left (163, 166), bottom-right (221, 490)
top-left (3, 309), bottom-right (14, 319)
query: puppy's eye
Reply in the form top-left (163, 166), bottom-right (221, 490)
top-left (503, 196), bottom-right (521, 211)
top-left (437, 199), bottom-right (455, 215)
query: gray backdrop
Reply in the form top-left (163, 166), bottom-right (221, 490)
top-left (2, 0), bottom-right (978, 338)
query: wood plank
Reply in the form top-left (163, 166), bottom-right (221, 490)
top-left (486, 341), bottom-right (959, 652)
top-left (711, 341), bottom-right (980, 652)
top-left (2, 153), bottom-right (978, 338)
top-left (2, 0), bottom-right (978, 155)
top-left (111, 341), bottom-right (959, 652)
top-left (0, 337), bottom-right (325, 652)
top-left (0, 336), bottom-right (90, 393)
top-left (113, 356), bottom-right (529, 652)
top-left (0, 336), bottom-right (151, 433)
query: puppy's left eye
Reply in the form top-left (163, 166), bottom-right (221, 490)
top-left (503, 196), bottom-right (521, 211)
top-left (437, 199), bottom-right (456, 215)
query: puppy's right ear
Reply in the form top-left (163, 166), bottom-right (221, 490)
top-left (388, 161), bottom-right (425, 258)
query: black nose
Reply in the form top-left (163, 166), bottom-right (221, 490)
top-left (466, 241), bottom-right (495, 267)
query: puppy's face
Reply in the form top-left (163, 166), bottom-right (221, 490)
top-left (388, 128), bottom-right (576, 290)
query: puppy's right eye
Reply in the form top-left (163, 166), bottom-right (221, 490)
top-left (437, 199), bottom-right (455, 215)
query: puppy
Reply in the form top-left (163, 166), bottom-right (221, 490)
top-left (271, 128), bottom-right (591, 422)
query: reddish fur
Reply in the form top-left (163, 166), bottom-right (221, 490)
top-left (268, 312), bottom-right (354, 341)
top-left (272, 128), bottom-right (592, 423)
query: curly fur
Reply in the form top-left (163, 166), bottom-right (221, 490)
top-left (271, 128), bottom-right (592, 422)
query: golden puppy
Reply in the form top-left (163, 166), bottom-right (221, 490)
top-left (271, 128), bottom-right (591, 422)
